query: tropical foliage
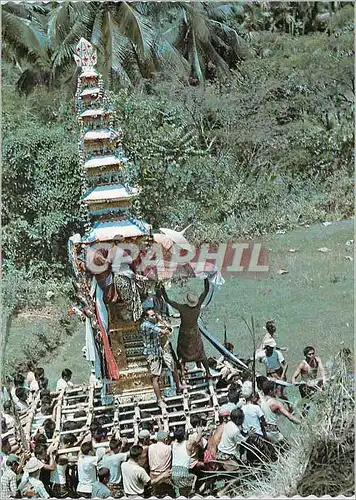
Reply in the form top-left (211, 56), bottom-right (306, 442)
top-left (2, 1), bottom-right (353, 92)
top-left (1, 2), bottom-right (354, 265)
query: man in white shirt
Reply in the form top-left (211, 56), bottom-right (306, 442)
top-left (92, 427), bottom-right (109, 461)
top-left (261, 380), bottom-right (301, 443)
top-left (148, 431), bottom-right (173, 496)
top-left (10, 373), bottom-right (25, 409)
top-left (56, 369), bottom-right (74, 392)
top-left (122, 445), bottom-right (170, 497)
top-left (122, 445), bottom-right (151, 496)
top-left (256, 345), bottom-right (286, 379)
top-left (77, 441), bottom-right (98, 498)
top-left (217, 409), bottom-right (248, 461)
top-left (219, 389), bottom-right (242, 415)
top-left (50, 455), bottom-right (69, 498)
top-left (14, 387), bottom-right (29, 413)
top-left (148, 432), bottom-right (171, 477)
top-left (241, 395), bottom-right (268, 438)
top-left (2, 402), bottom-right (15, 430)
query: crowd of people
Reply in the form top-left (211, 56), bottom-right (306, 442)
top-left (1, 316), bottom-right (328, 499)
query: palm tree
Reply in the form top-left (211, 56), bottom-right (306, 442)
top-left (2, 2), bottom-right (84, 92)
top-left (173, 2), bottom-right (249, 83)
top-left (2, 2), bottom-right (182, 91)
top-left (2, 3), bottom-right (51, 91)
top-left (2, 1), bottom-right (250, 92)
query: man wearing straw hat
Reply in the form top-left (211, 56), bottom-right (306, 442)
top-left (161, 278), bottom-right (211, 378)
top-left (19, 457), bottom-right (50, 498)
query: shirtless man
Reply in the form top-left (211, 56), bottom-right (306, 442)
top-left (292, 346), bottom-right (326, 398)
top-left (260, 381), bottom-right (301, 443)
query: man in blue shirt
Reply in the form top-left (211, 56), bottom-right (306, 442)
top-left (99, 438), bottom-right (128, 497)
top-left (92, 468), bottom-right (112, 499)
top-left (140, 309), bottom-right (182, 407)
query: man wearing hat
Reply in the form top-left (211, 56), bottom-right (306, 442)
top-left (20, 457), bottom-right (50, 498)
top-left (137, 429), bottom-right (151, 473)
top-left (1, 454), bottom-right (21, 498)
top-left (148, 430), bottom-right (173, 496)
top-left (161, 278), bottom-right (211, 378)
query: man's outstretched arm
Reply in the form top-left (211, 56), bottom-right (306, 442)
top-left (161, 286), bottom-right (183, 311)
top-left (198, 278), bottom-right (210, 306)
top-left (291, 363), bottom-right (302, 384)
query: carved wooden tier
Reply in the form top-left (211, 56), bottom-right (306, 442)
top-left (84, 155), bottom-right (126, 177)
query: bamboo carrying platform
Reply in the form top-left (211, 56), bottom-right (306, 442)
top-left (6, 369), bottom-right (230, 459)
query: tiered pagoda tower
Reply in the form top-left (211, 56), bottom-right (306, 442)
top-left (70, 38), bottom-right (163, 400)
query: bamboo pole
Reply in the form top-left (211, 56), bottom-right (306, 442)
top-left (112, 400), bottom-right (120, 438)
top-left (61, 388), bottom-right (209, 411)
top-left (133, 401), bottom-right (140, 439)
top-left (24, 393), bottom-right (41, 443)
top-left (183, 389), bottom-right (191, 433)
top-left (5, 381), bottom-right (30, 453)
top-left (208, 378), bottom-right (220, 425)
top-left (55, 389), bottom-right (66, 434)
top-left (85, 382), bottom-right (95, 430)
top-left (61, 404), bottom-right (115, 414)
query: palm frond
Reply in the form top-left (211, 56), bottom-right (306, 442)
top-left (191, 30), bottom-right (204, 83)
top-left (117, 2), bottom-right (154, 58)
top-left (2, 8), bottom-right (49, 65)
top-left (152, 24), bottom-right (188, 75)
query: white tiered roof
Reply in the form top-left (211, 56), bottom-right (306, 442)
top-left (82, 184), bottom-right (139, 204)
top-left (80, 87), bottom-right (100, 97)
top-left (80, 68), bottom-right (99, 78)
top-left (84, 155), bottom-right (125, 169)
top-left (84, 130), bottom-right (112, 141)
top-left (84, 219), bottom-right (150, 241)
top-left (80, 109), bottom-right (107, 118)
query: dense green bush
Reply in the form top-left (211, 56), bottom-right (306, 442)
top-left (2, 88), bottom-right (84, 270)
top-left (112, 23), bottom-right (353, 238)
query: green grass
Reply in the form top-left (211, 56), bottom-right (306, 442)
top-left (201, 219), bottom-right (354, 372)
top-left (5, 308), bottom-right (90, 389)
top-left (5, 219), bottom-right (354, 390)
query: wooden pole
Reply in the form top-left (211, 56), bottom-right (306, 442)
top-left (133, 401), bottom-right (140, 439)
top-left (85, 382), bottom-right (95, 431)
top-left (55, 389), bottom-right (66, 434)
top-left (183, 389), bottom-right (191, 433)
top-left (208, 378), bottom-right (220, 426)
top-left (5, 380), bottom-right (29, 453)
top-left (24, 393), bottom-right (41, 443)
top-left (112, 400), bottom-right (120, 438)
top-left (61, 404), bottom-right (115, 414)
